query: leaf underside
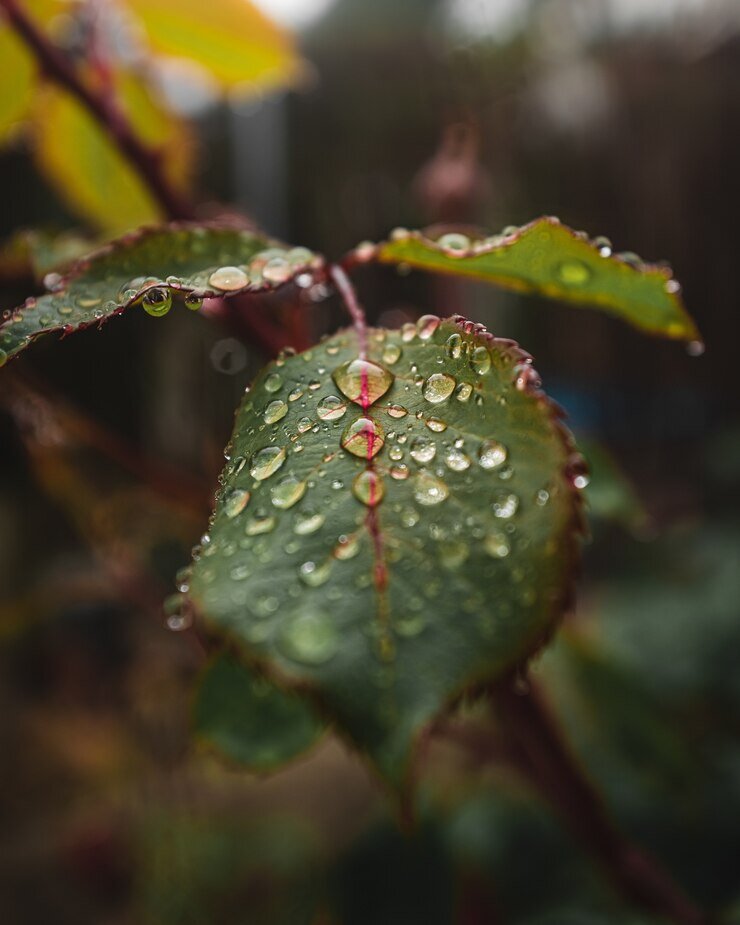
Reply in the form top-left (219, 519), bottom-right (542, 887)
top-left (371, 218), bottom-right (699, 342)
top-left (188, 316), bottom-right (584, 783)
top-left (0, 223), bottom-right (320, 364)
top-left (194, 652), bottom-right (325, 771)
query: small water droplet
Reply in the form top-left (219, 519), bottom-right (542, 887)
top-left (444, 448), bottom-right (471, 471)
top-left (478, 440), bottom-right (507, 469)
top-left (387, 404), bottom-right (408, 419)
top-left (278, 613), bottom-right (339, 665)
top-left (224, 487), bottom-right (250, 518)
top-left (296, 416), bottom-right (312, 433)
top-left (382, 343), bottom-right (402, 364)
top-left (414, 472), bottom-right (449, 505)
top-left (184, 292), bottom-right (203, 311)
top-left (250, 446), bottom-right (287, 480)
top-left (556, 259), bottom-right (591, 286)
top-left (426, 417), bottom-right (447, 433)
top-left (245, 512), bottom-right (276, 535)
top-left (264, 372), bottom-right (282, 393)
top-left (271, 476), bottom-right (306, 509)
top-left (341, 416), bottom-right (385, 458)
top-left (410, 436), bottom-right (436, 463)
top-left (439, 540), bottom-right (468, 569)
top-left (317, 395), bottom-right (347, 421)
top-left (437, 232), bottom-right (470, 252)
top-left (395, 614), bottom-right (426, 637)
top-left (209, 265), bottom-right (248, 291)
top-left (352, 469), bottom-right (385, 506)
top-left (573, 474), bottom-right (589, 490)
top-left (484, 532), bottom-right (510, 558)
top-left (423, 372), bottom-right (456, 403)
top-left (493, 491), bottom-right (519, 518)
top-left (390, 464), bottom-right (410, 480)
top-left (335, 534), bottom-right (360, 559)
top-left (536, 489), bottom-right (550, 506)
top-left (445, 333), bottom-right (463, 359)
top-left (288, 386), bottom-right (305, 402)
top-left (142, 287), bottom-right (172, 317)
top-left (299, 559), bottom-right (333, 587)
top-left (471, 345), bottom-right (491, 375)
top-left (263, 399), bottom-right (288, 424)
top-left (294, 509), bottom-right (325, 535)
top-left (416, 314), bottom-right (440, 340)
top-left (333, 358), bottom-right (394, 406)
top-left (455, 382), bottom-right (473, 402)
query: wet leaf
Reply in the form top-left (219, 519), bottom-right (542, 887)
top-left (371, 218), bottom-right (699, 342)
top-left (31, 71), bottom-right (193, 234)
top-left (121, 0), bottom-right (304, 91)
top-left (0, 223), bottom-right (320, 364)
top-left (188, 315), bottom-right (584, 783)
top-left (194, 652), bottom-right (325, 771)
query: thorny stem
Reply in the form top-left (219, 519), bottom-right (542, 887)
top-left (490, 679), bottom-right (709, 925)
top-left (329, 263), bottom-right (368, 358)
top-left (0, 0), bottom-right (194, 221)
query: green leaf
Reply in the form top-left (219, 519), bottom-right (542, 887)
top-left (578, 437), bottom-right (650, 535)
top-left (370, 218), bottom-right (699, 342)
top-left (194, 652), bottom-right (325, 771)
top-left (188, 315), bottom-right (584, 783)
top-left (0, 25), bottom-right (34, 141)
top-left (31, 71), bottom-right (193, 234)
top-left (0, 223), bottom-right (320, 364)
top-left (121, 0), bottom-right (305, 91)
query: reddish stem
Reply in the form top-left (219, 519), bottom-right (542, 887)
top-left (490, 679), bottom-right (709, 925)
top-left (329, 263), bottom-right (368, 358)
top-left (0, 0), bottom-right (194, 221)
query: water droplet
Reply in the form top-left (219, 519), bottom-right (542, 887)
top-left (352, 470), bottom-right (385, 506)
top-left (335, 534), bottom-right (360, 559)
top-left (395, 615), bottom-right (426, 637)
top-left (209, 265), bottom-right (248, 291)
top-left (485, 532), bottom-right (510, 558)
top-left (263, 399), bottom-right (288, 424)
top-left (341, 416), bottom-right (385, 458)
top-left (455, 382), bottom-right (473, 402)
top-left (445, 333), bottom-right (463, 359)
top-left (687, 340), bottom-right (705, 357)
top-left (250, 446), bottom-right (287, 480)
top-left (294, 509), bottom-right (325, 535)
top-left (423, 373), bottom-right (456, 403)
top-left (573, 474), bottom-right (589, 490)
top-left (317, 395), bottom-right (347, 421)
top-left (416, 314), bottom-right (440, 340)
top-left (493, 491), bottom-right (519, 518)
top-left (142, 287), bottom-right (172, 317)
top-left (665, 279), bottom-right (681, 295)
top-left (414, 472), bottom-right (448, 505)
top-left (271, 476), bottom-right (306, 509)
top-left (556, 259), bottom-right (591, 286)
top-left (410, 436), bottom-right (436, 463)
top-left (245, 512), bottom-right (276, 535)
top-left (471, 345), bottom-right (491, 375)
top-left (299, 559), bottom-right (333, 587)
top-left (382, 343), bottom-right (402, 364)
top-left (478, 440), bottom-right (507, 469)
top-left (536, 489), bottom-right (550, 506)
top-left (264, 372), bottom-right (282, 393)
top-left (184, 292), bottom-right (203, 311)
top-left (224, 487), bottom-right (250, 518)
top-left (296, 416), bottom-right (312, 433)
top-left (426, 417), bottom-right (447, 433)
top-left (390, 464), bottom-right (409, 480)
top-left (278, 612), bottom-right (338, 665)
top-left (389, 446), bottom-right (404, 461)
top-left (437, 232), bottom-right (470, 252)
top-left (387, 404), bottom-right (408, 419)
top-left (444, 448), bottom-right (471, 471)
top-left (401, 322), bottom-right (416, 342)
top-left (333, 358), bottom-right (394, 406)
top-left (288, 386), bottom-right (304, 402)
top-left (593, 235), bottom-right (612, 257)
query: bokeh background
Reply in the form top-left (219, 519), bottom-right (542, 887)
top-left (1, 0), bottom-right (739, 922)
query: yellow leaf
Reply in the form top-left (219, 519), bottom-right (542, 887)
top-left (121, 0), bottom-right (304, 91)
top-left (31, 72), bottom-right (194, 234)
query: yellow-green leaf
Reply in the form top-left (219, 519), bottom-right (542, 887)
top-left (31, 73), bottom-right (193, 234)
top-left (371, 219), bottom-right (699, 342)
top-left (0, 25), bottom-right (34, 141)
top-left (121, 0), bottom-right (304, 91)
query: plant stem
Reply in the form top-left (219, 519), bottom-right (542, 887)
top-left (490, 679), bottom-right (709, 925)
top-left (329, 263), bottom-right (368, 358)
top-left (0, 0), bottom-right (194, 221)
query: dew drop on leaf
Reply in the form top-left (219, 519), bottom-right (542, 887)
top-left (471, 346), bottom-right (492, 375)
top-left (414, 472), bottom-right (449, 506)
top-left (423, 373), bottom-right (456, 403)
top-left (245, 512), bottom-right (276, 535)
top-left (478, 440), bottom-right (508, 469)
top-left (455, 382), bottom-right (473, 402)
top-left (352, 469), bottom-right (385, 506)
top-left (341, 417), bottom-right (385, 459)
top-left (293, 510), bottom-right (325, 535)
top-left (224, 487), bottom-right (250, 518)
top-left (271, 476), bottom-right (307, 509)
top-left (395, 615), bottom-right (426, 637)
top-left (437, 232), bottom-right (470, 252)
top-left (184, 292), bottom-right (204, 311)
top-left (387, 404), bottom-right (408, 419)
top-left (556, 259), bottom-right (591, 286)
top-left (382, 343), bottom-right (402, 364)
top-left (390, 464), bottom-right (410, 480)
top-left (484, 532), bottom-right (511, 558)
top-left (416, 314), bottom-right (440, 340)
top-left (278, 613), bottom-right (339, 666)
top-left (445, 333), bottom-right (463, 359)
top-left (264, 373), bottom-right (282, 393)
top-left (444, 448), bottom-right (471, 471)
top-left (333, 359), bottom-right (394, 406)
top-left (209, 266), bottom-right (248, 291)
top-left (410, 436), bottom-right (436, 463)
top-left (142, 287), bottom-right (172, 317)
top-left (263, 400), bottom-right (288, 424)
top-left (493, 492), bottom-right (519, 518)
top-left (317, 395), bottom-right (347, 421)
top-left (299, 560), bottom-right (333, 587)
top-left (334, 534), bottom-right (361, 560)
top-left (250, 446), bottom-right (287, 480)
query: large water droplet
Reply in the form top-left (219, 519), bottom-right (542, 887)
top-left (414, 472), bottom-right (449, 505)
top-left (471, 345), bottom-right (491, 375)
top-left (556, 259), bottom-right (591, 286)
top-left (245, 512), bottom-right (276, 535)
top-left (271, 476), bottom-right (306, 509)
top-left (209, 265), bottom-right (248, 291)
top-left (423, 373), bottom-right (456, 403)
top-left (224, 487), bottom-right (250, 518)
top-left (263, 257), bottom-right (292, 284)
top-left (263, 399), bottom-right (288, 424)
top-left (264, 372), bottom-right (282, 393)
top-left (444, 447), bottom-right (471, 471)
top-left (416, 314), bottom-right (440, 340)
top-left (294, 509), bottom-right (325, 535)
top-left (478, 440), bottom-right (507, 469)
top-left (353, 470), bottom-right (385, 506)
top-left (455, 382), bottom-right (473, 402)
top-left (317, 395), bottom-right (347, 421)
top-left (382, 343), bottom-right (401, 365)
top-left (333, 358), bottom-right (394, 406)
top-left (250, 446), bottom-right (287, 480)
top-left (142, 287), bottom-right (172, 317)
top-left (341, 416), bottom-right (385, 459)
top-left (278, 613), bottom-right (338, 665)
top-left (445, 333), bottom-right (462, 359)
top-left (410, 436), bottom-right (436, 463)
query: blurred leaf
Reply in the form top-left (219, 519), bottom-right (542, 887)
top-left (121, 0), bottom-right (304, 91)
top-left (577, 437), bottom-right (650, 534)
top-left (188, 315), bottom-right (584, 783)
top-left (371, 219), bottom-right (699, 342)
top-left (31, 71), bottom-right (193, 234)
top-left (0, 223), bottom-right (320, 362)
top-left (0, 25), bottom-right (34, 141)
top-left (194, 652), bottom-right (325, 771)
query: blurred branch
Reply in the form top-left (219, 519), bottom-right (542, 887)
top-left (0, 0), bottom-right (194, 221)
top-left (489, 678), bottom-right (709, 925)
